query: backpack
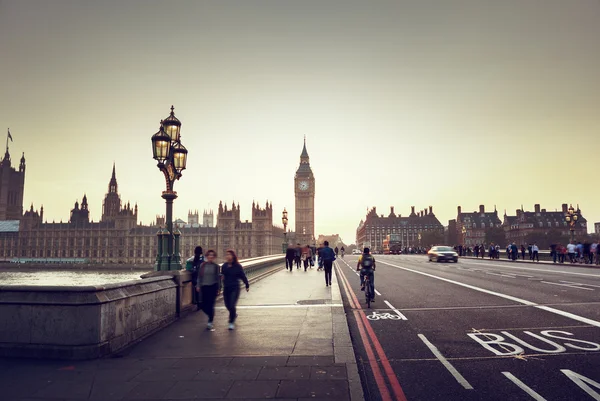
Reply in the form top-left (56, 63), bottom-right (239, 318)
top-left (361, 254), bottom-right (374, 269)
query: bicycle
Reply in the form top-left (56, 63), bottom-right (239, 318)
top-left (364, 274), bottom-right (372, 308)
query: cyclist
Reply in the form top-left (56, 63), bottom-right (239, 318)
top-left (357, 247), bottom-right (376, 302)
top-left (334, 246), bottom-right (339, 258)
top-left (340, 246), bottom-right (345, 258)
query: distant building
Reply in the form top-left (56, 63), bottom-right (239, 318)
top-left (0, 144), bottom-right (25, 220)
top-left (316, 234), bottom-right (345, 248)
top-left (356, 206), bottom-right (443, 251)
top-left (0, 164), bottom-right (284, 264)
top-left (503, 204), bottom-right (587, 244)
top-left (456, 205), bottom-right (502, 246)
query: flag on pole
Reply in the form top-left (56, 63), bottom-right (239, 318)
top-left (7, 129), bottom-right (13, 142)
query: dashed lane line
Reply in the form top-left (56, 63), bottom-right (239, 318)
top-left (540, 281), bottom-right (593, 291)
top-left (459, 259), bottom-right (600, 278)
top-left (384, 300), bottom-right (408, 320)
top-left (502, 372), bottom-right (547, 401)
top-left (418, 334), bottom-right (474, 390)
top-left (378, 260), bottom-right (600, 329)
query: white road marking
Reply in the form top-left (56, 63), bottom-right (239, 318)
top-left (418, 334), bottom-right (474, 390)
top-left (560, 280), bottom-right (600, 289)
top-left (502, 372), bottom-right (547, 400)
top-left (379, 260), bottom-right (600, 328)
top-left (384, 300), bottom-right (408, 320)
top-left (375, 289), bottom-right (382, 296)
top-left (460, 260), bottom-right (600, 278)
top-left (541, 281), bottom-right (594, 291)
top-left (486, 272), bottom-right (516, 279)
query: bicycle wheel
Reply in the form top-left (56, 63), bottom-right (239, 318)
top-left (365, 281), bottom-right (372, 308)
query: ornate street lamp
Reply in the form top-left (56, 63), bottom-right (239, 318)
top-left (282, 208), bottom-right (288, 253)
top-left (565, 204), bottom-right (579, 244)
top-left (151, 106), bottom-right (188, 271)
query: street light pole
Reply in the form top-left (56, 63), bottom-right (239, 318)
top-left (565, 204), bottom-right (579, 244)
top-left (282, 208), bottom-right (288, 254)
top-left (151, 106), bottom-right (188, 271)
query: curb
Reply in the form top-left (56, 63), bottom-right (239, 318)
top-left (331, 263), bottom-right (365, 401)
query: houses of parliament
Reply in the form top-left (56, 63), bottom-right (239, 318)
top-left (0, 146), bottom-right (285, 265)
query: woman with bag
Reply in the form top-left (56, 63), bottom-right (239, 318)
top-left (196, 249), bottom-right (221, 331)
top-left (221, 250), bottom-right (249, 330)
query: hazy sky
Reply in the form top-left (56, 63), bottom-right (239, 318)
top-left (1, 0), bottom-right (599, 243)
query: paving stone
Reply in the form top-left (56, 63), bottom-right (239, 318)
top-left (171, 357), bottom-right (233, 369)
top-left (163, 380), bottom-right (232, 399)
top-left (258, 366), bottom-right (311, 380)
top-left (229, 356), bottom-right (289, 367)
top-left (31, 380), bottom-right (93, 399)
top-left (311, 365), bottom-right (348, 380)
top-left (196, 366), bottom-right (261, 380)
top-left (90, 381), bottom-right (139, 400)
top-left (132, 368), bottom-right (199, 381)
top-left (124, 381), bottom-right (177, 400)
top-left (278, 379), bottom-right (349, 399)
top-left (96, 357), bottom-right (178, 370)
top-left (93, 368), bottom-right (146, 382)
top-left (334, 346), bottom-right (356, 364)
top-left (0, 378), bottom-right (52, 399)
top-left (226, 380), bottom-right (280, 398)
top-left (287, 356), bottom-right (335, 366)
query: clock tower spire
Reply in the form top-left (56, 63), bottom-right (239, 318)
top-left (295, 137), bottom-right (315, 245)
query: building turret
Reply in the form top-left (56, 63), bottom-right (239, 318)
top-left (19, 152), bottom-right (25, 173)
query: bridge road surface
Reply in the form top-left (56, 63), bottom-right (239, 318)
top-left (335, 254), bottom-right (600, 401)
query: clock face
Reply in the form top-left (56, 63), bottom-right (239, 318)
top-left (298, 181), bottom-right (310, 191)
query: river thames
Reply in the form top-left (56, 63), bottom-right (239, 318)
top-left (0, 269), bottom-right (150, 286)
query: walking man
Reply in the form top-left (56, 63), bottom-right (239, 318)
top-left (321, 241), bottom-right (336, 287)
top-left (532, 243), bottom-right (540, 262)
top-left (285, 244), bottom-right (296, 272)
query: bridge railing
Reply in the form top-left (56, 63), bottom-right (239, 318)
top-left (0, 254), bottom-right (285, 360)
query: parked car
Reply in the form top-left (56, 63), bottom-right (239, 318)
top-left (352, 249), bottom-right (361, 255)
top-left (428, 246), bottom-right (459, 263)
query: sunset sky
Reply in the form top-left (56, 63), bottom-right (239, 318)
top-left (1, 0), bottom-right (599, 244)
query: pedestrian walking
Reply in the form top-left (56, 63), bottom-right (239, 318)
top-left (196, 250), bottom-right (221, 331)
top-left (521, 245), bottom-right (526, 260)
top-left (189, 246), bottom-right (204, 311)
top-left (321, 241), bottom-right (336, 287)
top-left (532, 243), bottom-right (540, 262)
top-left (295, 243), bottom-right (302, 269)
top-left (285, 244), bottom-right (295, 271)
top-left (221, 250), bottom-right (249, 330)
top-left (302, 244), bottom-right (312, 271)
top-left (550, 243), bottom-right (557, 263)
top-left (567, 242), bottom-right (577, 263)
top-left (511, 243), bottom-right (518, 261)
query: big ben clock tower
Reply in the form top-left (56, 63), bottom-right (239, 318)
top-left (295, 138), bottom-right (315, 245)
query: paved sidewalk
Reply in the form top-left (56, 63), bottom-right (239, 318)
top-left (0, 264), bottom-right (363, 401)
top-left (462, 255), bottom-right (600, 268)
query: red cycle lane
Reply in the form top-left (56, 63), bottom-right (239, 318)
top-left (335, 260), bottom-right (408, 401)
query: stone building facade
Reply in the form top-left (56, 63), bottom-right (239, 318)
top-left (502, 204), bottom-right (587, 243)
top-left (455, 205), bottom-right (502, 246)
top-left (0, 166), bottom-right (284, 265)
top-left (356, 206), bottom-right (444, 251)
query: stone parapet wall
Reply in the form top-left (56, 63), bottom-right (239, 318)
top-left (0, 255), bottom-right (284, 360)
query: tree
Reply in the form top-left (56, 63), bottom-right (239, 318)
top-left (420, 230), bottom-right (445, 247)
top-left (485, 227), bottom-right (506, 246)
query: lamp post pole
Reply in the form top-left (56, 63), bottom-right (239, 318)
top-left (151, 106), bottom-right (188, 271)
top-left (282, 208), bottom-right (288, 254)
top-left (565, 204), bottom-right (579, 244)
